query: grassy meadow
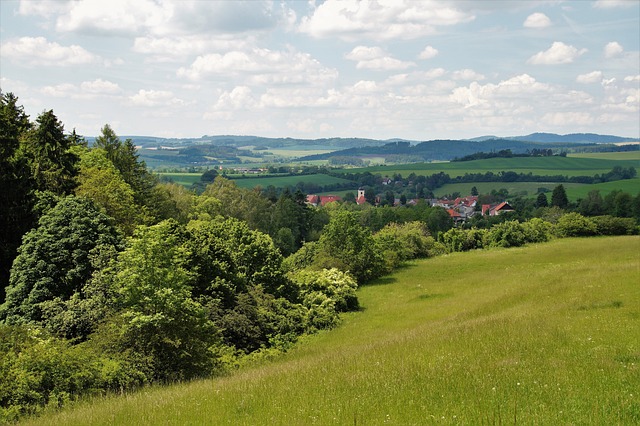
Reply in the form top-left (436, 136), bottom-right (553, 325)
top-left (230, 174), bottom-right (353, 190)
top-left (24, 236), bottom-right (640, 425)
top-left (434, 178), bottom-right (640, 200)
top-left (337, 156), bottom-right (640, 178)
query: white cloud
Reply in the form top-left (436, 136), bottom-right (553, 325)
top-left (624, 75), bottom-right (640, 82)
top-left (299, 0), bottom-right (474, 41)
top-left (345, 46), bottom-right (415, 70)
top-left (418, 45), bottom-right (439, 60)
top-left (523, 12), bottom-right (551, 28)
top-left (0, 36), bottom-right (99, 66)
top-left (576, 71), bottom-right (603, 84)
top-left (527, 41), bottom-right (587, 65)
top-left (19, 0), bottom-right (290, 38)
top-left (604, 41), bottom-right (624, 58)
top-left (593, 0), bottom-right (637, 9)
top-left (177, 47), bottom-right (338, 85)
top-left (129, 90), bottom-right (186, 107)
top-left (214, 86), bottom-right (257, 110)
top-left (450, 74), bottom-right (553, 108)
top-left (452, 69), bottom-right (485, 81)
top-left (80, 79), bottom-right (121, 94)
top-left (542, 111), bottom-right (593, 126)
top-left (132, 36), bottom-right (253, 61)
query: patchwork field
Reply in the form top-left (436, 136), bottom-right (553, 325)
top-left (230, 174), bottom-right (354, 190)
top-left (25, 236), bottom-right (640, 425)
top-left (434, 178), bottom-right (640, 200)
top-left (337, 156), bottom-right (640, 178)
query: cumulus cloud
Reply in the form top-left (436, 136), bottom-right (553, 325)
top-left (0, 36), bottom-right (99, 66)
top-left (527, 41), bottom-right (587, 65)
top-left (593, 0), bottom-right (636, 8)
top-left (299, 0), bottom-right (474, 41)
top-left (576, 71), bottom-right (603, 84)
top-left (418, 45), bottom-right (439, 59)
top-left (345, 46), bottom-right (415, 70)
top-left (523, 12), bottom-right (551, 28)
top-left (129, 89), bottom-right (186, 107)
top-left (132, 36), bottom-right (253, 61)
top-left (450, 74), bottom-right (552, 108)
top-left (452, 69), bottom-right (485, 81)
top-left (80, 79), bottom-right (121, 94)
top-left (604, 41), bottom-right (624, 58)
top-left (177, 47), bottom-right (338, 85)
top-left (624, 75), bottom-right (640, 82)
top-left (41, 79), bottom-right (121, 99)
top-left (19, 0), bottom-right (290, 38)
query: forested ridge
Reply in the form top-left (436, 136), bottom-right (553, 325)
top-left (1, 92), bottom-right (639, 422)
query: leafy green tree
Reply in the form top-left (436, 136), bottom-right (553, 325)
top-left (0, 197), bottom-right (122, 325)
top-left (202, 177), bottom-right (271, 232)
top-left (471, 186), bottom-right (479, 196)
top-left (93, 125), bottom-right (155, 206)
top-left (315, 210), bottom-right (385, 283)
top-left (551, 184), bottom-right (569, 209)
top-left (113, 220), bottom-right (219, 381)
top-left (426, 207), bottom-right (453, 238)
top-left (577, 190), bottom-right (603, 216)
top-left (75, 148), bottom-right (147, 235)
top-left (374, 221), bottom-right (434, 268)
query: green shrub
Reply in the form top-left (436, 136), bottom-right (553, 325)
top-left (441, 227), bottom-right (487, 252)
top-left (484, 220), bottom-right (527, 248)
top-left (591, 215), bottom-right (638, 236)
top-left (555, 212), bottom-right (597, 237)
top-left (521, 218), bottom-right (554, 243)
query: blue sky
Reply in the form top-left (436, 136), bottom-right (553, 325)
top-left (1, 0), bottom-right (638, 140)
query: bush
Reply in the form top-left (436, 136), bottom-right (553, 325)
top-left (521, 218), bottom-right (554, 243)
top-left (591, 215), bottom-right (638, 236)
top-left (291, 268), bottom-right (359, 313)
top-left (441, 227), bottom-right (487, 252)
top-left (484, 220), bottom-right (527, 248)
top-left (374, 221), bottom-right (434, 269)
top-left (555, 213), bottom-right (597, 237)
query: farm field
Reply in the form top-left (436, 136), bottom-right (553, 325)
top-left (230, 173), bottom-right (354, 189)
top-left (568, 151), bottom-right (640, 161)
top-left (156, 172), bottom-right (203, 187)
top-left (25, 236), bottom-right (640, 425)
top-left (434, 178), bottom-right (640, 200)
top-left (337, 156), bottom-right (639, 178)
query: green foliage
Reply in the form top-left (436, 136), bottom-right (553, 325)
top-left (113, 220), bottom-right (220, 382)
top-left (441, 227), bottom-right (487, 252)
top-left (555, 212), bottom-right (598, 237)
top-left (374, 221), bottom-right (434, 269)
top-left (590, 215), bottom-right (638, 236)
top-left (316, 210), bottom-right (385, 283)
top-left (521, 217), bottom-right (554, 243)
top-left (292, 268), bottom-right (359, 313)
top-left (551, 184), bottom-right (569, 208)
top-left (75, 148), bottom-right (148, 235)
top-left (484, 220), bottom-right (528, 248)
top-left (0, 196), bottom-right (122, 326)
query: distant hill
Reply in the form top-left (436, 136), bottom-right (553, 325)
top-left (298, 138), bottom-right (604, 162)
top-left (510, 133), bottom-right (638, 144)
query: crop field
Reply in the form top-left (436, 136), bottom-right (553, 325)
top-left (569, 151), bottom-right (640, 161)
top-left (434, 178), bottom-right (640, 200)
top-left (156, 172), bottom-right (202, 187)
top-left (25, 236), bottom-right (640, 425)
top-left (231, 173), bottom-right (354, 189)
top-left (337, 156), bottom-right (640, 178)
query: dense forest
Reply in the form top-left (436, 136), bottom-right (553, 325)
top-left (1, 92), bottom-right (639, 421)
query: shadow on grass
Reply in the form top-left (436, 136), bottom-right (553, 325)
top-left (363, 276), bottom-right (397, 287)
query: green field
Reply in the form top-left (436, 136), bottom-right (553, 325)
top-left (230, 174), bottom-right (354, 190)
top-left (435, 178), bottom-right (640, 200)
top-left (569, 151), bottom-right (640, 161)
top-left (337, 156), bottom-right (640, 178)
top-left (156, 172), bottom-right (202, 187)
top-left (25, 236), bottom-right (640, 425)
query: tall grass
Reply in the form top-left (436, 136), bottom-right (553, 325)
top-left (23, 236), bottom-right (639, 425)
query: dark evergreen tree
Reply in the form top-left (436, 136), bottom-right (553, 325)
top-left (551, 184), bottom-right (569, 209)
top-left (536, 192), bottom-right (549, 208)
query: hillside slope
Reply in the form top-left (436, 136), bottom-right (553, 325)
top-left (25, 236), bottom-right (640, 425)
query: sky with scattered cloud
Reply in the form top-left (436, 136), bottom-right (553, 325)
top-left (1, 0), bottom-right (638, 140)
